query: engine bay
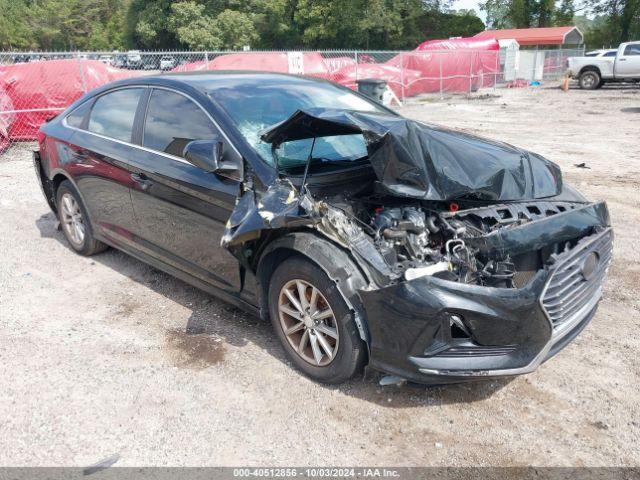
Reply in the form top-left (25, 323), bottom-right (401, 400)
top-left (316, 194), bottom-right (584, 289)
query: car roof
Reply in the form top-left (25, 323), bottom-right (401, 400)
top-left (109, 71), bottom-right (333, 95)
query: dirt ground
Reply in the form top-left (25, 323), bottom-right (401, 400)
top-left (1, 85), bottom-right (638, 467)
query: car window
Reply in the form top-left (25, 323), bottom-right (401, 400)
top-left (603, 51), bottom-right (617, 57)
top-left (623, 44), bottom-right (640, 56)
top-left (87, 88), bottom-right (144, 142)
top-left (65, 101), bottom-right (92, 129)
top-left (143, 89), bottom-right (219, 158)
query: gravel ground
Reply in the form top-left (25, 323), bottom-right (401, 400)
top-left (1, 85), bottom-right (638, 467)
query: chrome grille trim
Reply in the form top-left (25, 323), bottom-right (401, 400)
top-left (541, 228), bottom-right (613, 338)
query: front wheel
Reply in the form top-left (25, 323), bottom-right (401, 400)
top-left (579, 71), bottom-right (600, 90)
top-left (268, 256), bottom-right (367, 384)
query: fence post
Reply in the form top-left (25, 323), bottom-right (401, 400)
top-left (354, 51), bottom-right (358, 87)
top-left (399, 52), bottom-right (405, 104)
top-left (439, 53), bottom-right (443, 98)
top-left (205, 51), bottom-right (209, 70)
top-left (76, 52), bottom-right (87, 93)
top-left (495, 49), bottom-right (499, 92)
top-left (468, 52), bottom-right (473, 94)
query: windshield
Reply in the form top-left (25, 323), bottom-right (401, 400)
top-left (208, 80), bottom-right (389, 170)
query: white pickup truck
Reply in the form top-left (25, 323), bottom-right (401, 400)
top-left (567, 41), bottom-right (640, 89)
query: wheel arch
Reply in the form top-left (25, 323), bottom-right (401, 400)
top-left (48, 169), bottom-right (97, 227)
top-left (255, 231), bottom-right (372, 343)
top-left (579, 65), bottom-right (601, 77)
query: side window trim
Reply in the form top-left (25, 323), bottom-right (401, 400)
top-left (132, 88), bottom-right (151, 146)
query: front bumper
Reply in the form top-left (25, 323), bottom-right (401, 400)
top-left (360, 204), bottom-right (612, 385)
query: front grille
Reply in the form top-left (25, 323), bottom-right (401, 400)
top-left (542, 229), bottom-right (613, 331)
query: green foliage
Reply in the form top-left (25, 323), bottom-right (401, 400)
top-left (587, 0), bottom-right (640, 44)
top-left (554, 0), bottom-right (575, 25)
top-left (1, 0), bottom-right (489, 51)
top-left (481, 0), bottom-right (637, 48)
top-left (167, 1), bottom-right (222, 50)
top-left (0, 0), bottom-right (129, 51)
top-left (215, 9), bottom-right (259, 49)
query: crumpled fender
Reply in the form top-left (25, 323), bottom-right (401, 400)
top-left (221, 179), bottom-right (313, 248)
top-left (256, 231), bottom-right (371, 341)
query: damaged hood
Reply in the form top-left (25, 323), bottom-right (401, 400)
top-left (261, 109), bottom-right (562, 202)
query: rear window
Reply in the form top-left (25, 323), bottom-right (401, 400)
top-left (603, 51), bottom-right (617, 57)
top-left (87, 88), bottom-right (144, 142)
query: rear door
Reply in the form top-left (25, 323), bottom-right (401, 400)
top-left (63, 87), bottom-right (145, 248)
top-left (128, 87), bottom-right (242, 292)
top-left (615, 43), bottom-right (640, 77)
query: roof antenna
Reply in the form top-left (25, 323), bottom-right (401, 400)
top-left (300, 136), bottom-right (317, 196)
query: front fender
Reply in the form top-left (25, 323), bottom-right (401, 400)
top-left (257, 231), bottom-right (372, 342)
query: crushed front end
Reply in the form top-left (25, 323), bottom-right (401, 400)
top-left (357, 201), bottom-right (612, 384)
top-left (227, 108), bottom-right (613, 384)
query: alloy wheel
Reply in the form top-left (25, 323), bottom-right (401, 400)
top-left (278, 279), bottom-right (339, 366)
top-left (60, 192), bottom-right (85, 247)
top-left (582, 73), bottom-right (596, 88)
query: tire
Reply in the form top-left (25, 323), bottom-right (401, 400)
top-left (579, 71), bottom-right (600, 90)
top-left (268, 256), bottom-right (367, 384)
top-left (56, 180), bottom-right (108, 256)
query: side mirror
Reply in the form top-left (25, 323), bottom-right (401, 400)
top-left (183, 139), bottom-right (223, 172)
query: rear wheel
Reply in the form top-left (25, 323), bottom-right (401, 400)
top-left (268, 256), bottom-right (366, 384)
top-left (56, 180), bottom-right (108, 256)
top-left (579, 70), bottom-right (600, 90)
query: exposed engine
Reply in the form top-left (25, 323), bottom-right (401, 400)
top-left (366, 205), bottom-right (514, 288)
top-left (313, 198), bottom-right (581, 289)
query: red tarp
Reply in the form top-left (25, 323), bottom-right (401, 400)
top-left (416, 37), bottom-right (500, 51)
top-left (173, 52), bottom-right (331, 79)
top-left (0, 59), bottom-right (138, 149)
top-left (1, 42), bottom-right (504, 151)
top-left (386, 37), bottom-right (500, 94)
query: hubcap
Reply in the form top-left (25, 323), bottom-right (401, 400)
top-left (278, 279), bottom-right (339, 366)
top-left (583, 75), bottom-right (595, 87)
top-left (60, 192), bottom-right (85, 246)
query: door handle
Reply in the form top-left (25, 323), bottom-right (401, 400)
top-left (619, 58), bottom-right (626, 61)
top-left (131, 172), bottom-right (154, 191)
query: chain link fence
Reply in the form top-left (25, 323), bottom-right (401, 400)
top-left (0, 48), bottom-right (584, 154)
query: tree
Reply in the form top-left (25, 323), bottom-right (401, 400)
top-left (481, 0), bottom-right (513, 29)
top-left (167, 1), bottom-right (222, 50)
top-left (554, 0), bottom-right (575, 25)
top-left (591, 0), bottom-right (640, 43)
top-left (215, 10), bottom-right (259, 49)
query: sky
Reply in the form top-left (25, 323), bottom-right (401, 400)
top-left (453, 0), bottom-right (488, 23)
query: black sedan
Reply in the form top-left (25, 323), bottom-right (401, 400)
top-left (34, 72), bottom-right (612, 385)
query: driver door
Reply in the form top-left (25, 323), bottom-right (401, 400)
top-left (128, 87), bottom-right (242, 292)
top-left (616, 43), bottom-right (640, 78)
